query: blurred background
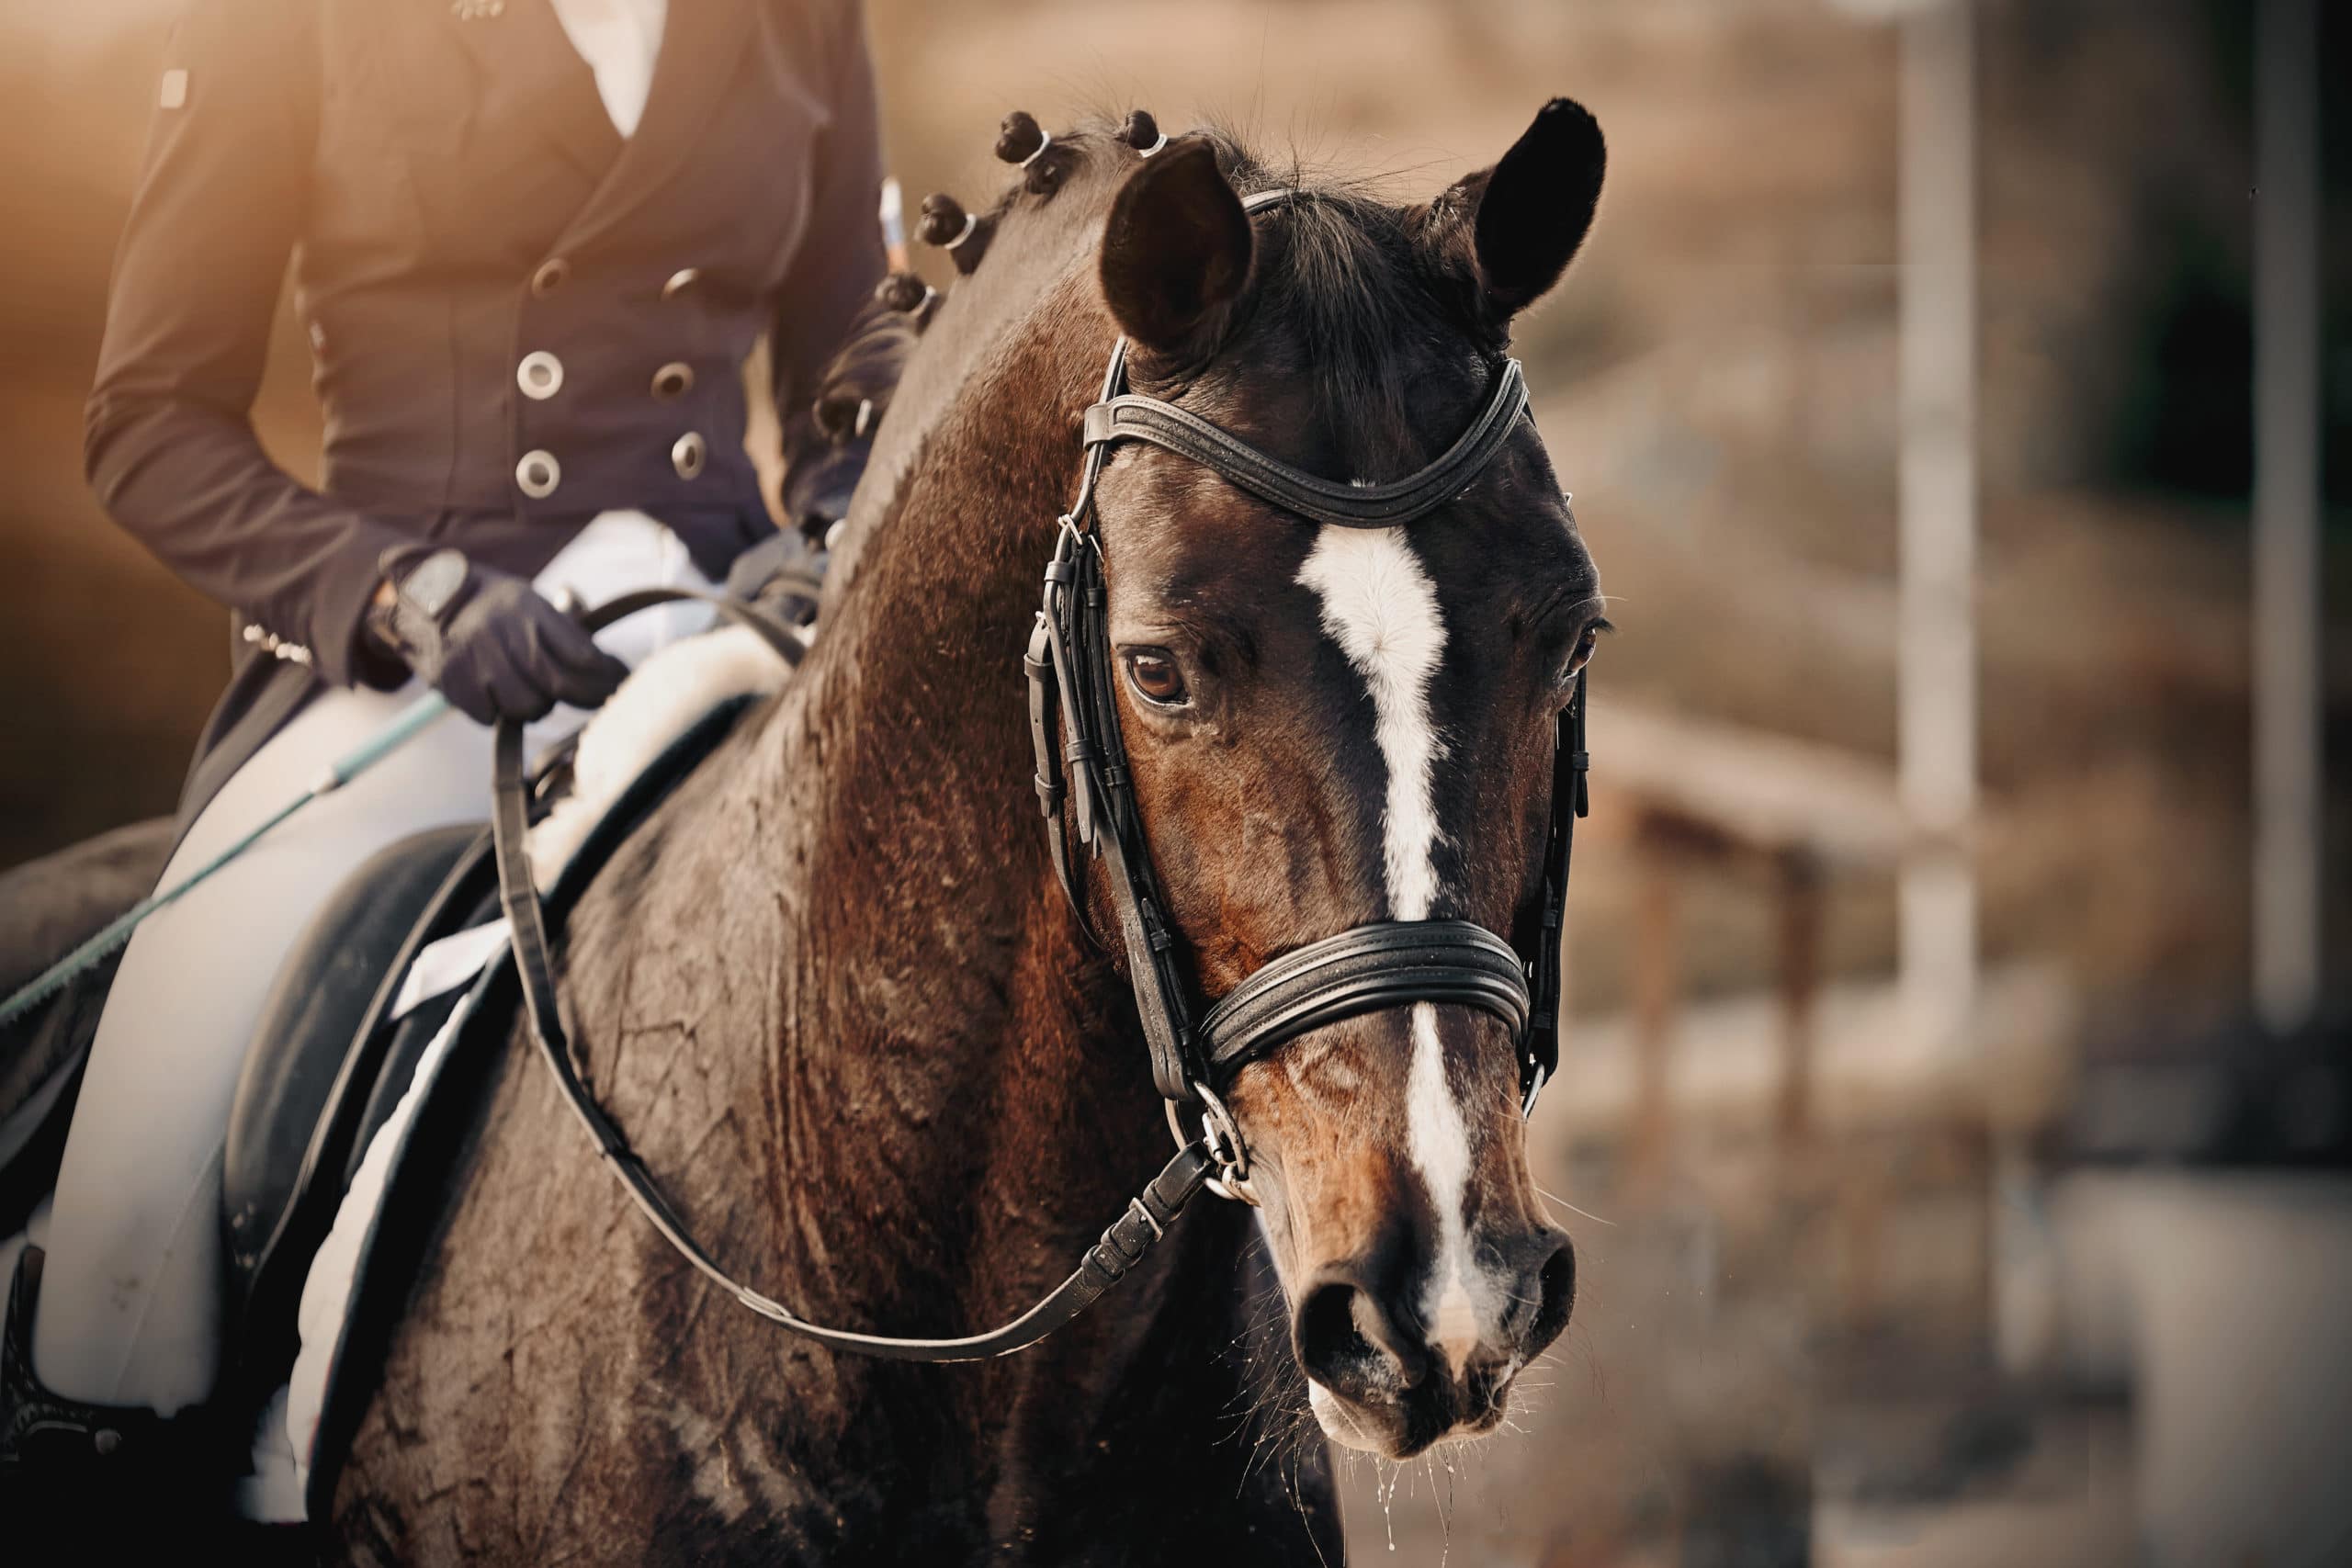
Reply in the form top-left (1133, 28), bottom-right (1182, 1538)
top-left (3, 0), bottom-right (2347, 1562)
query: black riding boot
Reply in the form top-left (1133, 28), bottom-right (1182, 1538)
top-left (0, 1244), bottom-right (229, 1544)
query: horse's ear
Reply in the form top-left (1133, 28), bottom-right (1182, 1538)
top-left (1100, 137), bottom-right (1253, 360)
top-left (1423, 97), bottom-right (1605, 323)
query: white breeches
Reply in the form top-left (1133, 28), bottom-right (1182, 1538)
top-left (31, 513), bottom-right (714, 1414)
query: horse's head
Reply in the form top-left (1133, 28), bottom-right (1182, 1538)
top-left (1080, 103), bottom-right (1608, 1458)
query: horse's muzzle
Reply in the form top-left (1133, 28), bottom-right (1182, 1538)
top-left (1294, 1224), bottom-right (1574, 1457)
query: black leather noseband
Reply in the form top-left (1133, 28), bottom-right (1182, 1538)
top-left (1199, 921), bottom-right (1532, 1079)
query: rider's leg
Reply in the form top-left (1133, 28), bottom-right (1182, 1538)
top-left (31, 684), bottom-right (491, 1413)
top-left (28, 513), bottom-right (712, 1415)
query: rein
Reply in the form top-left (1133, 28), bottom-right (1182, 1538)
top-left (492, 586), bottom-right (1216, 1362)
top-left (494, 189), bottom-right (1589, 1359)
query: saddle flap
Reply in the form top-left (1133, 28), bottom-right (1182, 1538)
top-left (220, 825), bottom-right (488, 1325)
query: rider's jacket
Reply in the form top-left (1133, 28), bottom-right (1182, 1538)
top-left (84, 0), bottom-right (885, 695)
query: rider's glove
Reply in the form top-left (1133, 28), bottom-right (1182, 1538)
top-left (368, 547), bottom-right (628, 726)
top-left (723, 525), bottom-right (826, 626)
top-left (778, 292), bottom-right (918, 545)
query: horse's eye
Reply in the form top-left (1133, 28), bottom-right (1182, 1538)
top-left (1560, 624), bottom-right (1601, 686)
top-left (1124, 649), bottom-right (1190, 707)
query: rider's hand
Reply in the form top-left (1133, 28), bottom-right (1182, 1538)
top-left (369, 547), bottom-right (628, 725)
top-left (722, 525), bottom-right (825, 627)
top-left (779, 290), bottom-right (918, 543)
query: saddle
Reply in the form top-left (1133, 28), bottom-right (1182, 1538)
top-left (0, 618), bottom-right (794, 1524)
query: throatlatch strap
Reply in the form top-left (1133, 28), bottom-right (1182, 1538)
top-left (494, 588), bottom-right (1216, 1361)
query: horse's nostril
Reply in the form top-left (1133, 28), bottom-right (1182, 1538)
top-left (1296, 1278), bottom-right (1409, 1402)
top-left (1523, 1236), bottom-right (1576, 1357)
top-left (1296, 1280), bottom-right (1373, 1384)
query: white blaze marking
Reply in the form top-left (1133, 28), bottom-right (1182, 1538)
top-left (1296, 527), bottom-right (1482, 1371)
top-left (1409, 1001), bottom-right (1480, 1369)
top-left (1295, 528), bottom-right (1447, 920)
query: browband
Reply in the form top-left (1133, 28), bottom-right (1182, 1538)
top-left (1079, 187), bottom-right (1532, 530)
top-left (1081, 350), bottom-right (1527, 529)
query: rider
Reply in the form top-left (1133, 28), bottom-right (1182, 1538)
top-left (4, 0), bottom-right (904, 1496)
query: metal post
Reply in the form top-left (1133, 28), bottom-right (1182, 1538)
top-left (1630, 817), bottom-right (1680, 1192)
top-left (1897, 0), bottom-right (1977, 1054)
top-left (2253, 0), bottom-right (2321, 1034)
top-left (1775, 851), bottom-right (1825, 1158)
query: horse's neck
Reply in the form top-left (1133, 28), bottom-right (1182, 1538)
top-left (541, 221), bottom-right (1329, 1550)
top-left (732, 284), bottom-right (1213, 1345)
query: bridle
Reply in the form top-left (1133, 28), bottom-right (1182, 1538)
top-left (492, 187), bottom-right (1589, 1359)
top-left (1028, 190), bottom-right (1588, 1166)
top-left (1033, 191), bottom-right (1589, 1162)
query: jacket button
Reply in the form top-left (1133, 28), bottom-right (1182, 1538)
top-left (661, 267), bottom-right (701, 300)
top-left (530, 257), bottom-right (571, 297)
top-left (650, 361), bottom-right (695, 400)
top-left (515, 449), bottom-right (561, 498)
top-left (516, 351), bottom-right (564, 400)
top-left (671, 432), bottom-right (707, 479)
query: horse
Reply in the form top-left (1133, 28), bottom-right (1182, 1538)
top-left (327, 100), bottom-right (1609, 1563)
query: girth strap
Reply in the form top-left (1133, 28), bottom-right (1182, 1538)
top-left (1080, 345), bottom-right (1529, 530)
top-left (494, 588), bottom-right (1220, 1361)
top-left (1198, 920), bottom-right (1532, 1077)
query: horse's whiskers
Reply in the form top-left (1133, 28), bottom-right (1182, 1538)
top-left (1534, 1183), bottom-right (1614, 1227)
